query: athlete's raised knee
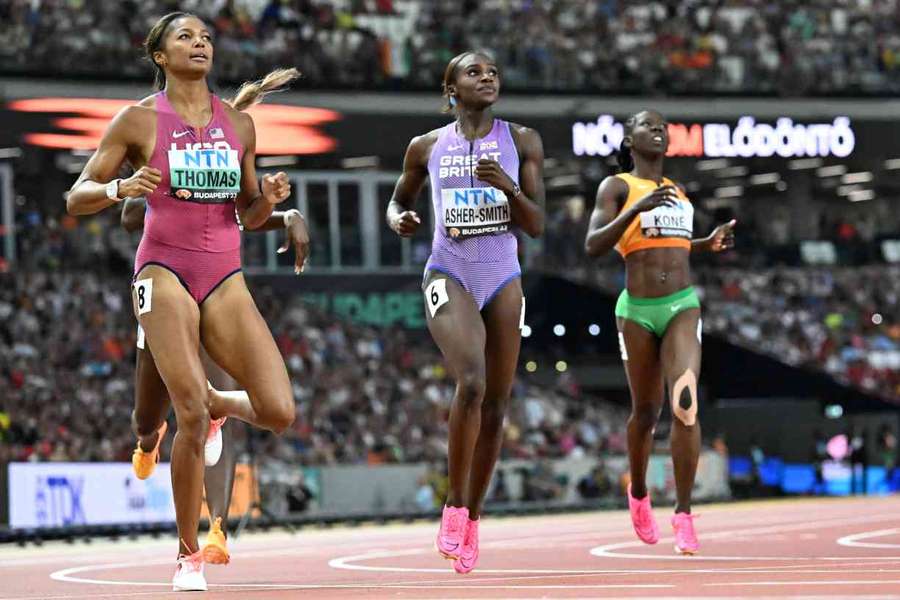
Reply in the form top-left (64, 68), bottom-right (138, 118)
top-left (266, 404), bottom-right (295, 434)
top-left (257, 393), bottom-right (295, 434)
top-left (671, 369), bottom-right (698, 426)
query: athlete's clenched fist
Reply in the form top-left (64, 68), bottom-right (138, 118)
top-left (262, 172), bottom-right (291, 204)
top-left (119, 166), bottom-right (162, 198)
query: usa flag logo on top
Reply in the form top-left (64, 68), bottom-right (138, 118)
top-left (209, 127), bottom-right (224, 139)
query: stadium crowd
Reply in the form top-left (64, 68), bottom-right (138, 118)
top-left (0, 210), bottom-right (629, 466)
top-left (1, 0), bottom-right (898, 95)
top-left (698, 266), bottom-right (900, 401)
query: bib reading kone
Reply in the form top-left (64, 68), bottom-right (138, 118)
top-left (167, 142), bottom-right (241, 204)
top-left (441, 186), bottom-right (511, 239)
top-left (639, 199), bottom-right (694, 239)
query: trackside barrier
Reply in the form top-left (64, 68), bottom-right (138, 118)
top-left (2, 452), bottom-right (729, 542)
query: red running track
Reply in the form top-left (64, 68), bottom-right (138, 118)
top-left (2, 496), bottom-right (900, 599)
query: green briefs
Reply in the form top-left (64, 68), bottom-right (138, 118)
top-left (615, 286), bottom-right (700, 338)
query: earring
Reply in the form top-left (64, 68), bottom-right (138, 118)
top-left (449, 95), bottom-right (457, 107)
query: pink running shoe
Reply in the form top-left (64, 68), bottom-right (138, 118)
top-left (435, 505), bottom-right (469, 560)
top-left (453, 517), bottom-right (479, 574)
top-left (671, 512), bottom-right (699, 555)
top-left (627, 483), bottom-right (659, 544)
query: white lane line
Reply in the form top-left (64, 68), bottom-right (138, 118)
top-left (42, 504), bottom-right (900, 592)
top-left (837, 528), bottom-right (900, 549)
top-left (21, 590), bottom-right (898, 600)
top-left (52, 548), bottom-right (900, 592)
top-left (438, 597), bottom-right (900, 600)
top-left (329, 545), bottom-right (900, 576)
top-left (591, 512), bottom-right (900, 561)
top-left (710, 580), bottom-right (900, 587)
top-left (47, 557), bottom-right (675, 592)
top-left (0, 592), bottom-right (178, 600)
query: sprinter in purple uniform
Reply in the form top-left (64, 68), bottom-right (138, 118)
top-left (387, 51), bottom-right (545, 574)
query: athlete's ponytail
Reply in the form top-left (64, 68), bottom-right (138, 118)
top-left (616, 114), bottom-right (638, 173)
top-left (228, 68), bottom-right (301, 111)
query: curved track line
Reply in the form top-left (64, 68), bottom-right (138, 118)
top-left (591, 512), bottom-right (900, 561)
top-left (837, 528), bottom-right (900, 549)
top-left (49, 560), bottom-right (675, 591)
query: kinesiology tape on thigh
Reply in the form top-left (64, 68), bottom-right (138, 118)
top-left (671, 369), bottom-right (698, 426)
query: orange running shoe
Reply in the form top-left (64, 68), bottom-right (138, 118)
top-left (132, 421), bottom-right (167, 480)
top-left (202, 516), bottom-right (230, 565)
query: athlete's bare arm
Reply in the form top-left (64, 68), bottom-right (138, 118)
top-left (66, 106), bottom-right (160, 216)
top-left (584, 178), bottom-right (678, 257)
top-left (386, 131), bottom-right (439, 237)
top-left (584, 176), bottom-right (631, 257)
top-left (691, 219), bottom-right (737, 253)
top-left (121, 197), bottom-right (147, 232)
top-left (231, 110), bottom-right (289, 230)
top-left (499, 124), bottom-right (545, 238)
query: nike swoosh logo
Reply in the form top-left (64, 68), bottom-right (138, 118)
top-left (670, 305), bottom-right (681, 312)
top-left (172, 130), bottom-right (191, 139)
top-left (447, 144), bottom-right (464, 151)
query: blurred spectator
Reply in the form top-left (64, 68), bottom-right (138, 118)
top-left (519, 459), bottom-right (563, 502)
top-left (576, 461), bottom-right (613, 500)
top-left (877, 424), bottom-right (897, 482)
top-left (287, 469), bottom-right (316, 512)
top-left (850, 427), bottom-right (869, 494)
top-left (488, 469), bottom-right (510, 504)
top-left (2, 1), bottom-right (899, 95)
top-left (813, 429), bottom-right (828, 494)
top-left (749, 436), bottom-right (766, 492)
top-left (413, 473), bottom-right (435, 510)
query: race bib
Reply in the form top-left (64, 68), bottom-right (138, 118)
top-left (425, 278), bottom-right (450, 318)
top-left (639, 200), bottom-right (694, 239)
top-left (441, 187), bottom-right (511, 239)
top-left (134, 278), bottom-right (153, 315)
top-left (168, 146), bottom-right (241, 204)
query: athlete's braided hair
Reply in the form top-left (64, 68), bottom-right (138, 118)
top-left (616, 113), bottom-right (638, 173)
